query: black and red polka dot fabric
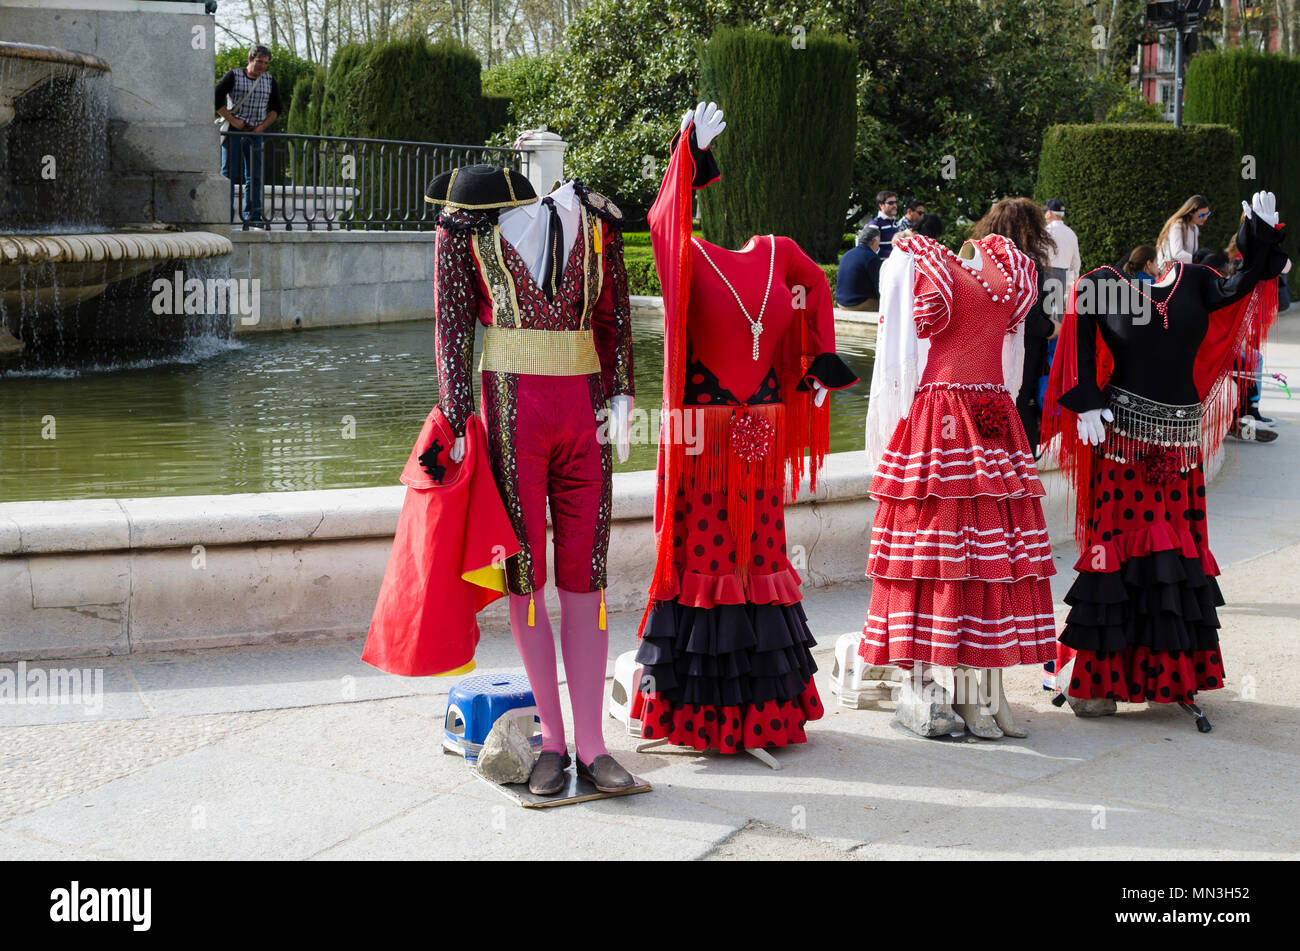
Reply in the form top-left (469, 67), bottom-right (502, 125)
top-left (1060, 457), bottom-right (1226, 702)
top-left (633, 690), bottom-right (821, 752)
top-left (634, 461), bottom-right (824, 752)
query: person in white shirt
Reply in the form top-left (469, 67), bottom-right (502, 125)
top-left (1043, 198), bottom-right (1080, 314)
top-left (1156, 194), bottom-right (1210, 269)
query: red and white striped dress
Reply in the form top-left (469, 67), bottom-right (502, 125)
top-left (858, 234), bottom-right (1057, 669)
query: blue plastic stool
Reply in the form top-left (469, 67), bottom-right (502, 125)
top-left (443, 673), bottom-right (542, 762)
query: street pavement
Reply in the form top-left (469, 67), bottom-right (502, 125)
top-left (3, 318), bottom-right (1299, 861)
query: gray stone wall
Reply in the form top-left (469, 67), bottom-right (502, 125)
top-left (0, 0), bottom-right (227, 230)
top-left (228, 230), bottom-right (433, 332)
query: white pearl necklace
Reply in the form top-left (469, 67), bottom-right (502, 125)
top-left (692, 235), bottom-right (776, 360)
top-left (947, 236), bottom-right (1015, 303)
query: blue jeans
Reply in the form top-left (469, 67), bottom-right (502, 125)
top-left (221, 133), bottom-right (264, 221)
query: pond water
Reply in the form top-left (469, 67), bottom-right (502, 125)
top-left (0, 318), bottom-right (873, 503)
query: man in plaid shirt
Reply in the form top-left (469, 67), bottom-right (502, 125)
top-left (215, 46), bottom-right (283, 223)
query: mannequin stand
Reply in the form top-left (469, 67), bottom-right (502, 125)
top-left (635, 737), bottom-right (783, 771)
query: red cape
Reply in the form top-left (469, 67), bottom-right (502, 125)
top-left (362, 408), bottom-right (520, 676)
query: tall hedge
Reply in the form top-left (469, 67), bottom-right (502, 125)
top-left (1035, 123), bottom-right (1240, 271)
top-left (696, 26), bottom-right (857, 263)
top-left (1185, 50), bottom-right (1300, 241)
top-left (320, 36), bottom-right (484, 144)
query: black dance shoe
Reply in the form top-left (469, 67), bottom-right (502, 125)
top-left (577, 754), bottom-right (636, 793)
top-left (528, 750), bottom-right (571, 796)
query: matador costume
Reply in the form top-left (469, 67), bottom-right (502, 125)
top-left (428, 165), bottom-right (634, 614)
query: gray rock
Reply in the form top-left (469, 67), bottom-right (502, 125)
top-left (894, 698), bottom-right (966, 738)
top-left (475, 716), bottom-right (535, 785)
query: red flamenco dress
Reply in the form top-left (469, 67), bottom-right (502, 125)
top-left (858, 234), bottom-right (1058, 670)
top-left (1042, 211), bottom-right (1286, 711)
top-left (629, 123), bottom-right (858, 753)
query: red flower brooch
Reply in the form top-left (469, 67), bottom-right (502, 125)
top-left (730, 413), bottom-right (774, 462)
top-left (971, 394), bottom-right (1008, 439)
top-left (1140, 448), bottom-right (1180, 485)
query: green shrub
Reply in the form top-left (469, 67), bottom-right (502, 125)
top-left (1035, 123), bottom-right (1240, 271)
top-left (696, 26), bottom-right (857, 263)
top-left (322, 36), bottom-right (483, 144)
top-left (1185, 49), bottom-right (1299, 288)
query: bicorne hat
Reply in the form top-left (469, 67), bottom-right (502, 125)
top-left (424, 165), bottom-right (537, 210)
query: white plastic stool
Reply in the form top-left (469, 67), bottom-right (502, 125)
top-left (607, 649), bottom-right (644, 737)
top-left (827, 632), bottom-right (900, 709)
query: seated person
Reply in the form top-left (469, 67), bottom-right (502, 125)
top-left (836, 224), bottom-right (883, 311)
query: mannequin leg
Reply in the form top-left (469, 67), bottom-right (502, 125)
top-left (557, 588), bottom-right (610, 763)
top-left (951, 665), bottom-right (1003, 739)
top-left (986, 669), bottom-right (1028, 737)
top-left (509, 591), bottom-right (567, 753)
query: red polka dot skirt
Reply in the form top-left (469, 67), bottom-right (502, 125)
top-left (634, 469), bottom-right (824, 753)
top-left (1060, 457), bottom-right (1226, 703)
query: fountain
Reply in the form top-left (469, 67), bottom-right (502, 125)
top-left (0, 37), bottom-right (233, 365)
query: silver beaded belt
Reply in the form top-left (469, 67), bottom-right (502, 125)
top-left (1103, 385), bottom-right (1202, 470)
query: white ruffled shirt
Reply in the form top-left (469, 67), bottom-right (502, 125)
top-left (497, 180), bottom-right (582, 287)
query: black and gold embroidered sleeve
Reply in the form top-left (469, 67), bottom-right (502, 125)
top-left (593, 224), bottom-right (635, 398)
top-left (434, 221), bottom-right (481, 435)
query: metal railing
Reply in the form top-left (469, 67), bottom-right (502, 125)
top-left (221, 130), bottom-right (530, 231)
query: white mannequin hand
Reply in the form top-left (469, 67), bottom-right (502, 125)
top-left (812, 380), bottom-right (829, 407)
top-left (609, 394), bottom-right (634, 463)
top-left (450, 436), bottom-right (465, 463)
top-left (680, 101), bottom-right (726, 148)
top-left (1243, 191), bottom-right (1279, 227)
top-left (1076, 408), bottom-right (1114, 446)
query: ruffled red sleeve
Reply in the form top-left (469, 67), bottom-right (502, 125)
top-left (979, 234), bottom-right (1039, 332)
top-left (898, 234), bottom-right (954, 337)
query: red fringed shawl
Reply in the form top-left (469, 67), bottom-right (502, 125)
top-left (639, 122), bottom-right (829, 634)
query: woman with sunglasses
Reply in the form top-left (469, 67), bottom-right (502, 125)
top-left (1156, 195), bottom-right (1211, 270)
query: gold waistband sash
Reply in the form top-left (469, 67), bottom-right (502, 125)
top-left (479, 327), bottom-right (602, 376)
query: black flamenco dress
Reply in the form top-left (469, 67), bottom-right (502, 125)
top-left (1043, 212), bottom-right (1286, 703)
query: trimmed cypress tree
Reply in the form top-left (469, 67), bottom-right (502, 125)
top-left (1035, 123), bottom-right (1240, 271)
top-left (1186, 50), bottom-right (1298, 292)
top-left (696, 26), bottom-right (857, 263)
top-left (1185, 50), bottom-right (1300, 208)
top-left (324, 36), bottom-right (483, 144)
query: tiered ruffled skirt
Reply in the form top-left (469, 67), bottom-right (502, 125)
top-left (859, 386), bottom-right (1058, 668)
top-left (1059, 457), bottom-right (1225, 703)
top-left (631, 471), bottom-right (824, 752)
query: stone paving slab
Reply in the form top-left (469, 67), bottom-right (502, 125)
top-left (1, 744), bottom-right (433, 861)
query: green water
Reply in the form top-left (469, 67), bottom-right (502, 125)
top-left (0, 319), bottom-right (873, 503)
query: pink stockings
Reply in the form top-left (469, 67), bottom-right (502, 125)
top-left (508, 589), bottom-right (610, 764)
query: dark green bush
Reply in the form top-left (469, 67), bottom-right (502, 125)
top-left (696, 26), bottom-right (857, 263)
top-left (1035, 123), bottom-right (1240, 270)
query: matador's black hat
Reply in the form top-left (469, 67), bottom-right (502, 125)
top-left (424, 164), bottom-right (537, 210)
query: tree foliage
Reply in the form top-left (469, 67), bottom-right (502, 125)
top-left (493, 0), bottom-right (1137, 250)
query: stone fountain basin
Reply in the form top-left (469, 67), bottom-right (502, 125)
top-left (0, 230), bottom-right (233, 306)
top-left (0, 40), bottom-right (110, 128)
top-left (0, 231), bottom-right (233, 354)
